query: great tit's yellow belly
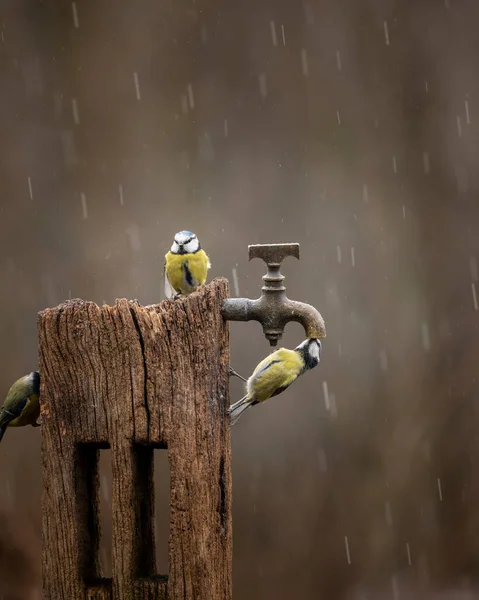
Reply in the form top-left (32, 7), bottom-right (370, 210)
top-left (165, 250), bottom-right (210, 295)
top-left (248, 348), bottom-right (304, 403)
top-left (8, 395), bottom-right (40, 428)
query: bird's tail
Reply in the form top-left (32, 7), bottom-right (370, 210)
top-left (227, 395), bottom-right (252, 426)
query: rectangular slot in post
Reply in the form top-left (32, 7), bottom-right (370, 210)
top-left (76, 442), bottom-right (112, 593)
top-left (133, 443), bottom-right (169, 584)
top-left (154, 448), bottom-right (170, 576)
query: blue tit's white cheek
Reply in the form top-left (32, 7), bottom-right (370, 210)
top-left (171, 241), bottom-right (180, 253)
top-left (309, 342), bottom-right (320, 362)
top-left (184, 238), bottom-right (199, 253)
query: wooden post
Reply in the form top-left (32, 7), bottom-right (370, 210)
top-left (39, 279), bottom-right (232, 600)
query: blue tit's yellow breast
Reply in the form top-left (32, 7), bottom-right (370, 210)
top-left (165, 250), bottom-right (210, 294)
top-left (248, 348), bottom-right (304, 403)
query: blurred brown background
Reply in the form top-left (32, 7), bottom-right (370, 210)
top-left (1, 0), bottom-right (479, 598)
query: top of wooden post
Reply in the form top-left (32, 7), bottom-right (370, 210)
top-left (39, 278), bottom-right (232, 600)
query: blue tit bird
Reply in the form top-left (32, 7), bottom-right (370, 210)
top-left (228, 338), bottom-right (322, 425)
top-left (0, 371), bottom-right (41, 443)
top-left (164, 230), bottom-right (211, 299)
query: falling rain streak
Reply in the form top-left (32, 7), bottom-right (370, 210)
top-left (457, 115), bottom-right (462, 137)
top-left (301, 49), bottom-right (309, 76)
top-left (423, 152), bottom-right (430, 174)
top-left (28, 176), bottom-right (33, 199)
top-left (270, 21), bottom-right (277, 46)
top-left (337, 245), bottom-right (342, 264)
top-left (281, 24), bottom-right (286, 45)
top-left (224, 119), bottom-right (229, 137)
top-left (465, 99), bottom-right (471, 124)
top-left (133, 72), bottom-right (141, 100)
top-left (437, 477), bottom-right (443, 501)
top-left (472, 283), bottom-right (478, 311)
top-left (406, 543), bottom-right (412, 566)
top-left (336, 50), bottom-right (342, 71)
top-left (259, 73), bottom-right (267, 98)
top-left (383, 21), bottom-right (390, 45)
top-left (119, 184), bottom-right (124, 206)
top-left (322, 381), bottom-right (330, 410)
top-left (336, 110), bottom-right (341, 125)
top-left (231, 267), bottom-right (240, 297)
top-left (72, 98), bottom-right (80, 124)
top-left (344, 536), bottom-right (351, 564)
top-left (362, 184), bottom-right (369, 203)
top-left (392, 155), bottom-right (397, 173)
top-left (81, 193), bottom-right (88, 219)
top-left (72, 2), bottom-right (79, 28)
top-left (350, 247), bottom-right (355, 267)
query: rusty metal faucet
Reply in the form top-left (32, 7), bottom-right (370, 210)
top-left (222, 243), bottom-right (326, 346)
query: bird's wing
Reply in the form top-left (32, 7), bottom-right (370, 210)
top-left (0, 396), bottom-right (28, 428)
top-left (164, 261), bottom-right (175, 299)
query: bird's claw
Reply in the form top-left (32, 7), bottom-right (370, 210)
top-left (229, 366), bottom-right (247, 382)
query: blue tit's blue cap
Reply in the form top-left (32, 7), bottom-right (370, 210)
top-left (174, 230), bottom-right (196, 243)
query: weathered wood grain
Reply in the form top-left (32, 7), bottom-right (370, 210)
top-left (39, 279), bottom-right (232, 600)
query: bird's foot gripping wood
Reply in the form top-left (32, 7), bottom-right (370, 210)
top-left (229, 366), bottom-right (247, 382)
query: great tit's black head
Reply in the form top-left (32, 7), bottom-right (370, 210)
top-left (171, 230), bottom-right (200, 255)
top-left (296, 338), bottom-right (322, 370)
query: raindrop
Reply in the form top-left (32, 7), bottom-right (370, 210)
top-left (322, 381), bottom-right (330, 410)
top-left (1, 31), bottom-right (4, 43)
top-left (133, 72), bottom-right (141, 100)
top-left (362, 184), bottom-right (369, 203)
top-left (391, 576), bottom-right (399, 600)
top-left (437, 477), bottom-right (443, 501)
top-left (392, 155), bottom-right (397, 173)
top-left (258, 73), bottom-right (267, 98)
top-left (231, 267), bottom-right (240, 296)
top-left (301, 49), bottom-right (309, 76)
top-left (336, 245), bottom-right (342, 264)
top-left (465, 99), bottom-right (471, 124)
top-left (422, 152), bottom-right (430, 174)
top-left (119, 184), bottom-right (124, 206)
top-left (421, 322), bottom-right (430, 351)
top-left (336, 109), bottom-right (341, 125)
top-left (383, 21), bottom-right (390, 45)
top-left (336, 50), bottom-right (342, 71)
top-left (344, 536), bottom-right (351, 564)
top-left (187, 83), bottom-right (194, 109)
top-left (270, 21), bottom-right (277, 46)
top-left (28, 176), bottom-right (33, 199)
top-left (72, 2), bottom-right (79, 28)
top-left (402, 205), bottom-right (406, 219)
top-left (224, 118), bottom-right (229, 137)
top-left (406, 542), bottom-right (412, 566)
top-left (281, 24), bottom-right (286, 45)
top-left (469, 256), bottom-right (477, 281)
top-left (72, 98), bottom-right (80, 124)
top-left (425, 81), bottom-right (429, 92)
top-left (471, 283), bottom-right (478, 311)
top-left (81, 193), bottom-right (88, 219)
top-left (350, 247), bottom-right (355, 267)
top-left (457, 115), bottom-right (462, 137)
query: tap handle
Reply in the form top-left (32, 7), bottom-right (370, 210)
top-left (248, 243), bottom-right (300, 267)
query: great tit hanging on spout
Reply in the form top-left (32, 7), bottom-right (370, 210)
top-left (164, 230), bottom-right (211, 299)
top-left (228, 339), bottom-right (322, 425)
top-left (0, 371), bottom-right (41, 443)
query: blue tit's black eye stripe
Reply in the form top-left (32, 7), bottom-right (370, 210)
top-left (183, 262), bottom-right (194, 286)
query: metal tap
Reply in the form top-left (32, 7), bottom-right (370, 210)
top-left (222, 243), bottom-right (326, 346)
